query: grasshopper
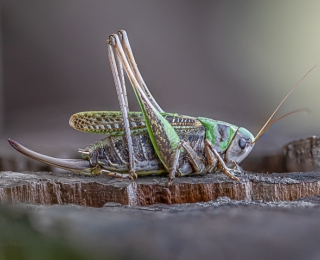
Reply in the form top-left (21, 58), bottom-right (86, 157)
top-left (8, 30), bottom-right (316, 183)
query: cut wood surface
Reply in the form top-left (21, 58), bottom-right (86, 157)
top-left (1, 171), bottom-right (320, 206)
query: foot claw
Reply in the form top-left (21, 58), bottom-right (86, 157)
top-left (167, 174), bottom-right (175, 186)
top-left (130, 171), bottom-right (138, 180)
top-left (222, 168), bottom-right (241, 182)
top-left (230, 174), bottom-right (240, 182)
top-left (167, 178), bottom-right (173, 186)
top-left (167, 173), bottom-right (175, 185)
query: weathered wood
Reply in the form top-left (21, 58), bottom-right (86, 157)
top-left (1, 171), bottom-right (320, 206)
top-left (284, 136), bottom-right (320, 171)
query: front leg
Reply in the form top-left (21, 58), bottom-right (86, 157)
top-left (205, 139), bottom-right (240, 181)
top-left (230, 160), bottom-right (242, 171)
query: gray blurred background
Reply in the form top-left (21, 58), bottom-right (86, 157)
top-left (0, 0), bottom-right (320, 169)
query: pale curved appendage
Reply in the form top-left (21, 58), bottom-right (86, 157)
top-left (7, 139), bottom-right (94, 174)
top-left (7, 139), bottom-right (140, 179)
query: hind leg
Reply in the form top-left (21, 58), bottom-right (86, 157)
top-left (107, 39), bottom-right (137, 179)
top-left (117, 30), bottom-right (163, 113)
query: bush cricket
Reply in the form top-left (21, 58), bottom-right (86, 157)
top-left (8, 30), bottom-right (316, 184)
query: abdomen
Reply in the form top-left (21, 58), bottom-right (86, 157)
top-left (84, 125), bottom-right (206, 176)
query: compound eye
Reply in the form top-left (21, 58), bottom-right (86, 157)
top-left (238, 138), bottom-right (246, 149)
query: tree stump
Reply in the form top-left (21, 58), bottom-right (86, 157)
top-left (1, 171), bottom-right (320, 207)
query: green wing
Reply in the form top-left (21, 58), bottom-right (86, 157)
top-left (69, 111), bottom-right (202, 135)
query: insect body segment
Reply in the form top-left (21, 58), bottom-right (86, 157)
top-left (197, 117), bottom-right (238, 153)
top-left (8, 30), bottom-right (315, 183)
